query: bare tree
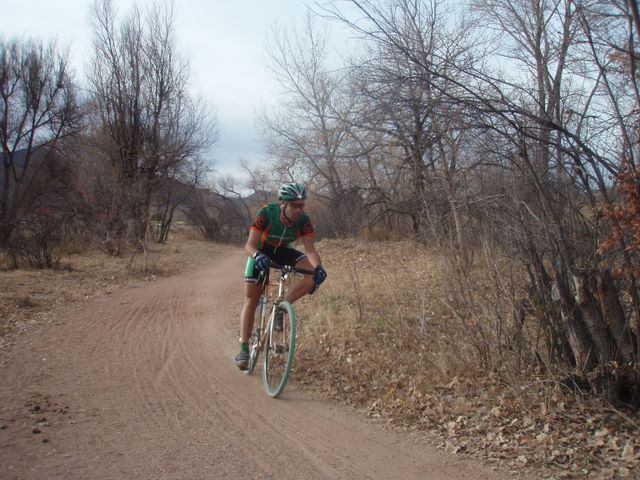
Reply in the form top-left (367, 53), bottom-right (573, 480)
top-left (319, 0), bottom-right (640, 404)
top-left (86, 0), bottom-right (215, 254)
top-left (467, 0), bottom-right (640, 403)
top-left (152, 95), bottom-right (214, 244)
top-left (260, 14), bottom-right (363, 236)
top-left (0, 37), bottom-right (81, 257)
top-left (180, 177), bottom-right (262, 244)
top-left (340, 0), bottom-right (483, 259)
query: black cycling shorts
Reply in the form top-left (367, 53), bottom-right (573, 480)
top-left (244, 245), bottom-right (307, 283)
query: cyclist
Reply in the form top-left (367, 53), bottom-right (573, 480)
top-left (235, 182), bottom-right (327, 370)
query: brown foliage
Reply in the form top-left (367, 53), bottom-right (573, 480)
top-left (599, 160), bottom-right (640, 278)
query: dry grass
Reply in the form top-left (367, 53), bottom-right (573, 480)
top-left (294, 239), bottom-right (640, 479)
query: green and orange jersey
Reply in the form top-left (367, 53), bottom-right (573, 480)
top-left (250, 203), bottom-right (314, 249)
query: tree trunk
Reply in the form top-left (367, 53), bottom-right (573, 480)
top-left (574, 272), bottom-right (617, 363)
top-left (595, 270), bottom-right (638, 363)
top-left (572, 270), bottom-right (639, 405)
top-left (553, 273), bottom-right (598, 371)
top-left (158, 207), bottom-right (174, 244)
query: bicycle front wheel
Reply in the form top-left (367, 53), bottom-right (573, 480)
top-left (262, 301), bottom-right (296, 398)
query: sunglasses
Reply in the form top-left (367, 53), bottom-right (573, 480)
top-left (287, 202), bottom-right (306, 209)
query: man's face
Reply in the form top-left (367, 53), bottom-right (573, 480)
top-left (284, 201), bottom-right (305, 222)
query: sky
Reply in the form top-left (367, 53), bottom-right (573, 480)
top-left (0, 0), bottom-right (328, 180)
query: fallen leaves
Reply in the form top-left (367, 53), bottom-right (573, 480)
top-left (294, 239), bottom-right (640, 479)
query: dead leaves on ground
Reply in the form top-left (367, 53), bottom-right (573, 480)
top-left (298, 342), bottom-right (639, 478)
top-left (295, 239), bottom-right (640, 479)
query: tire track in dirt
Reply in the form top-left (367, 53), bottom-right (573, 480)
top-left (0, 247), bottom-right (526, 480)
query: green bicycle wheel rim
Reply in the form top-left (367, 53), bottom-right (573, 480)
top-left (262, 301), bottom-right (296, 398)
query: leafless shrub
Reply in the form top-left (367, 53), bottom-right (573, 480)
top-left (6, 214), bottom-right (67, 269)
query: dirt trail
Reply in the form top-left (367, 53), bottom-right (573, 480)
top-left (0, 249), bottom-right (522, 479)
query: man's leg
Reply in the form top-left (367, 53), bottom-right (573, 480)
top-left (283, 257), bottom-right (315, 304)
top-left (236, 281), bottom-right (262, 370)
top-left (240, 282), bottom-right (262, 343)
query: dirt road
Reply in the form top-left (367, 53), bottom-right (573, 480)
top-left (0, 249), bottom-right (519, 479)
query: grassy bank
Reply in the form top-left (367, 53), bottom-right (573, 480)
top-left (295, 239), bottom-right (639, 479)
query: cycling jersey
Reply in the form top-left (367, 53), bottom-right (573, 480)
top-left (250, 203), bottom-right (314, 250)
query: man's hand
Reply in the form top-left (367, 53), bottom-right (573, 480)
top-left (313, 265), bottom-right (327, 286)
top-left (254, 253), bottom-right (270, 273)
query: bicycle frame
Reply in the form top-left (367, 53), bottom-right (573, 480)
top-left (253, 265), bottom-right (306, 350)
top-left (255, 269), bottom-right (289, 349)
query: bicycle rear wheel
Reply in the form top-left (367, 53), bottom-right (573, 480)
top-left (262, 301), bottom-right (296, 398)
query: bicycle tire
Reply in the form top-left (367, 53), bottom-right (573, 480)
top-left (262, 301), bottom-right (296, 398)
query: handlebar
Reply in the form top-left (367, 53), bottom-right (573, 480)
top-left (268, 261), bottom-right (314, 276)
top-left (256, 261), bottom-right (322, 294)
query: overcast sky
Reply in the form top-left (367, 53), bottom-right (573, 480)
top-left (0, 0), bottom-right (327, 178)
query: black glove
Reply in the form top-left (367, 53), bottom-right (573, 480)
top-left (313, 265), bottom-right (327, 286)
top-left (254, 253), bottom-right (270, 273)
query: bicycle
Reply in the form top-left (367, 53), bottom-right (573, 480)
top-left (245, 261), bottom-right (316, 398)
